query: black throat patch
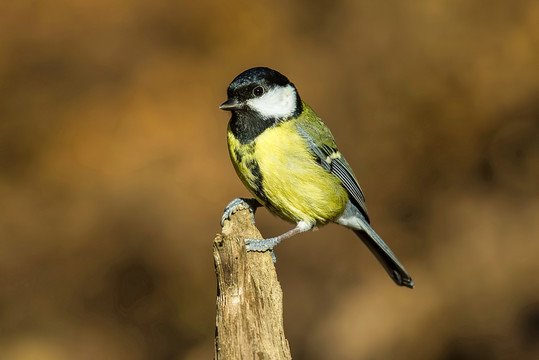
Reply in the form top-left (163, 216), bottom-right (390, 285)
top-left (228, 99), bottom-right (303, 144)
top-left (229, 110), bottom-right (277, 144)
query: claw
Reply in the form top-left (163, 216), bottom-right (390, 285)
top-left (270, 250), bottom-right (277, 263)
top-left (220, 198), bottom-right (259, 226)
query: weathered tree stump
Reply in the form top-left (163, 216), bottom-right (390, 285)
top-left (213, 209), bottom-right (292, 360)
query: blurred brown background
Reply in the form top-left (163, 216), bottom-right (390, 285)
top-left (1, 0), bottom-right (538, 359)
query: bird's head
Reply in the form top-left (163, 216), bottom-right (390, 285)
top-left (220, 67), bottom-right (302, 121)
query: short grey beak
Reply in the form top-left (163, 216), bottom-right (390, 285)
top-left (219, 98), bottom-right (243, 111)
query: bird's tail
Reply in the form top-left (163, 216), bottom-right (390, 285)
top-left (353, 226), bottom-right (414, 289)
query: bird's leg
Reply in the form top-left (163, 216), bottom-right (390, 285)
top-left (221, 198), bottom-right (261, 226)
top-left (245, 221), bottom-right (315, 262)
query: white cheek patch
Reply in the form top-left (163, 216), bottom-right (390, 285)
top-left (247, 84), bottom-right (297, 119)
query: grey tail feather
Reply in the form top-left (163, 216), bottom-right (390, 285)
top-left (353, 227), bottom-right (414, 289)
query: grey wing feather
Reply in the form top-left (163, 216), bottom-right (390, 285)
top-left (319, 144), bottom-right (370, 223)
top-left (296, 126), bottom-right (370, 223)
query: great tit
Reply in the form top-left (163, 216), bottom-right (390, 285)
top-left (219, 67), bottom-right (414, 289)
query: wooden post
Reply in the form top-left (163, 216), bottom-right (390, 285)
top-left (213, 209), bottom-right (292, 360)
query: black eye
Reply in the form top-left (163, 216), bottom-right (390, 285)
top-left (253, 86), bottom-right (264, 97)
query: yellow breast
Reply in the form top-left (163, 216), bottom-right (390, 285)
top-left (228, 120), bottom-right (348, 224)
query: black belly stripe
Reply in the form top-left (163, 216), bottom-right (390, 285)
top-left (245, 158), bottom-right (269, 205)
top-left (234, 149), bottom-right (243, 163)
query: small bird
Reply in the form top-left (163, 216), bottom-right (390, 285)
top-left (220, 67), bottom-right (414, 289)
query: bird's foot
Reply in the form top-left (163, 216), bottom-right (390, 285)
top-left (220, 198), bottom-right (259, 226)
top-left (245, 237), bottom-right (280, 263)
top-left (245, 237), bottom-right (281, 252)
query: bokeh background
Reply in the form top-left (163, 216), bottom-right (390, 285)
top-left (1, 0), bottom-right (538, 359)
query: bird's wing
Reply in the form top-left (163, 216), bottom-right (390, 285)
top-left (295, 106), bottom-right (370, 223)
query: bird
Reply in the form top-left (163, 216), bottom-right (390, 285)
top-left (219, 67), bottom-right (414, 289)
